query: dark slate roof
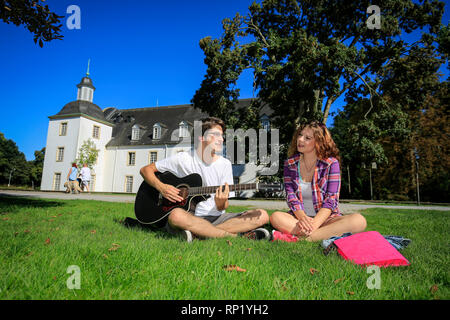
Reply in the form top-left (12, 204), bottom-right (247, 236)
top-left (105, 98), bottom-right (273, 147)
top-left (50, 100), bottom-right (112, 125)
top-left (104, 99), bottom-right (271, 147)
top-left (105, 104), bottom-right (207, 147)
top-left (77, 76), bottom-right (96, 90)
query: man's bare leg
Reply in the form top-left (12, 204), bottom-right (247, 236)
top-left (214, 209), bottom-right (269, 234)
top-left (168, 208), bottom-right (237, 238)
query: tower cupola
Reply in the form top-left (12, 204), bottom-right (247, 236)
top-left (76, 59), bottom-right (95, 102)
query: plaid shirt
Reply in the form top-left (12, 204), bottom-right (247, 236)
top-left (283, 154), bottom-right (342, 217)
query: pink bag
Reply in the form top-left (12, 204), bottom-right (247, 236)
top-left (334, 231), bottom-right (410, 267)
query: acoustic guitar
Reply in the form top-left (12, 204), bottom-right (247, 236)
top-left (134, 171), bottom-right (282, 226)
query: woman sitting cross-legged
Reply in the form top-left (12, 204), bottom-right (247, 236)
top-left (270, 120), bottom-right (367, 242)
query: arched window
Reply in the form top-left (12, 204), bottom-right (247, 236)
top-left (260, 115), bottom-right (270, 131)
top-left (131, 124), bottom-right (140, 141)
top-left (153, 123), bottom-right (161, 140)
top-left (179, 121), bottom-right (189, 138)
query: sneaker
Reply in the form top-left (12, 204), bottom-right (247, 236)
top-left (272, 230), bottom-right (299, 242)
top-left (181, 230), bottom-right (193, 243)
top-left (239, 228), bottom-right (271, 240)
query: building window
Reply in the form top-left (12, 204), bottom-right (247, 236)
top-left (153, 123), bottom-right (161, 139)
top-left (93, 125), bottom-right (100, 139)
top-left (89, 174), bottom-right (96, 192)
top-left (59, 122), bottom-right (67, 136)
top-left (131, 124), bottom-right (140, 141)
top-left (53, 173), bottom-right (61, 191)
top-left (261, 119), bottom-right (270, 131)
top-left (56, 147), bottom-right (64, 162)
top-left (128, 152), bottom-right (136, 166)
top-left (125, 176), bottom-right (133, 193)
top-left (149, 151), bottom-right (158, 164)
top-left (179, 121), bottom-right (189, 138)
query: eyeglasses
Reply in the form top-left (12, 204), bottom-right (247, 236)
top-left (206, 131), bottom-right (225, 139)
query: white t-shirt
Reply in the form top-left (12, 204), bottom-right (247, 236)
top-left (80, 167), bottom-right (91, 181)
top-left (300, 180), bottom-right (315, 217)
top-left (155, 150), bottom-right (235, 217)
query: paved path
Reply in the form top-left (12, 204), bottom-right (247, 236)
top-left (0, 190), bottom-right (448, 213)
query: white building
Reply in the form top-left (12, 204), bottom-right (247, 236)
top-left (40, 73), bottom-right (274, 196)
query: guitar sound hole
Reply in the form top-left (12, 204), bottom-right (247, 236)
top-left (178, 186), bottom-right (189, 200)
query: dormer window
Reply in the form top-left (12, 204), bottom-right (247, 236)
top-left (179, 121), bottom-right (189, 138)
top-left (131, 124), bottom-right (140, 141)
top-left (153, 123), bottom-right (161, 140)
top-left (261, 115), bottom-right (270, 132)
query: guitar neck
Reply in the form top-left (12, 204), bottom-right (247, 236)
top-left (188, 183), bottom-right (258, 195)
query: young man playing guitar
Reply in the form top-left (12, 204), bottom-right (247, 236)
top-left (139, 117), bottom-right (270, 242)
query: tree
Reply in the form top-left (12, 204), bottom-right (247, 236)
top-left (192, 0), bottom-right (445, 150)
top-left (0, 0), bottom-right (64, 47)
top-left (332, 43), bottom-right (448, 201)
top-left (76, 139), bottom-right (99, 169)
top-left (29, 147), bottom-right (45, 188)
top-left (0, 132), bottom-right (30, 186)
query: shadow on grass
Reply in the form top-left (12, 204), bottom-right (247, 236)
top-left (114, 216), bottom-right (175, 240)
top-left (0, 195), bottom-right (66, 210)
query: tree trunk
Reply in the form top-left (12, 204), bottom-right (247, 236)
top-left (323, 96), bottom-right (335, 124)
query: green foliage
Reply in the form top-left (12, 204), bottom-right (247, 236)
top-left (0, 0), bottom-right (64, 47)
top-left (193, 0), bottom-right (445, 145)
top-left (0, 132), bottom-right (30, 185)
top-left (76, 139), bottom-right (99, 169)
top-left (29, 147), bottom-right (45, 187)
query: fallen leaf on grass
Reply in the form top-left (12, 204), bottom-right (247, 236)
top-left (24, 229), bottom-right (31, 233)
top-left (108, 243), bottom-right (120, 251)
top-left (245, 248), bottom-right (252, 251)
top-left (102, 254), bottom-right (109, 259)
top-left (2, 217), bottom-right (9, 221)
top-left (90, 230), bottom-right (96, 234)
top-left (226, 240), bottom-right (232, 246)
top-left (333, 277), bottom-right (345, 284)
top-left (217, 251), bottom-right (222, 256)
top-left (309, 268), bottom-right (319, 275)
top-left (223, 265), bottom-right (246, 272)
top-left (347, 291), bottom-right (355, 295)
top-left (430, 285), bottom-right (439, 294)
top-left (45, 238), bottom-right (51, 245)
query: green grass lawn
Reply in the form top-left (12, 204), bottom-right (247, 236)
top-left (0, 195), bottom-right (448, 300)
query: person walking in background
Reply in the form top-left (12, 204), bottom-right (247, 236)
top-left (80, 163), bottom-right (91, 193)
top-left (270, 120), bottom-right (367, 242)
top-left (66, 163), bottom-right (81, 194)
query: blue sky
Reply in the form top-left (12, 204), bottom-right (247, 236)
top-left (0, 0), bottom-right (448, 161)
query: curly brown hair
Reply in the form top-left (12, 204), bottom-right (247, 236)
top-left (287, 121), bottom-right (340, 162)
